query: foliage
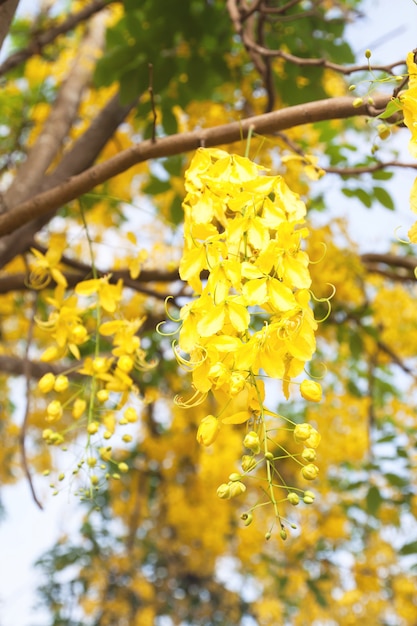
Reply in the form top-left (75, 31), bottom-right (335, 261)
top-left (0, 0), bottom-right (417, 625)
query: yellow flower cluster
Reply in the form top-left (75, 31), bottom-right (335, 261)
top-left (174, 147), bottom-right (322, 533)
top-left (32, 261), bottom-right (154, 492)
top-left (399, 52), bottom-right (417, 242)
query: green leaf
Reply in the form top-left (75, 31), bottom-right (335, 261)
top-left (143, 177), bottom-right (171, 195)
top-left (349, 331), bottom-right (363, 360)
top-left (170, 194), bottom-right (184, 225)
top-left (385, 473), bottom-right (409, 488)
top-left (341, 187), bottom-right (372, 208)
top-left (374, 186), bottom-right (395, 210)
top-left (399, 540), bottom-right (417, 556)
top-left (371, 170), bottom-right (394, 181)
top-left (366, 485), bottom-right (383, 516)
top-left (377, 98), bottom-right (402, 119)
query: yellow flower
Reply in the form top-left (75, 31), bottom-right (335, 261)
top-left (196, 415), bottom-right (220, 446)
top-left (75, 275), bottom-right (123, 313)
top-left (400, 52), bottom-right (417, 158)
top-left (29, 237), bottom-right (68, 289)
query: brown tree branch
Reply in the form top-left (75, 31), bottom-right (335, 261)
top-left (361, 252), bottom-right (416, 282)
top-left (325, 161), bottom-right (417, 176)
top-left (0, 93), bottom-right (137, 271)
top-left (0, 354), bottom-right (67, 378)
top-left (0, 93), bottom-right (392, 239)
top-left (0, 0), bottom-right (117, 77)
top-left (227, 0), bottom-right (404, 77)
top-left (0, 0), bottom-right (19, 54)
top-left (4, 10), bottom-right (109, 208)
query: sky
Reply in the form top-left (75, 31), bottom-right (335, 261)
top-left (1, 1), bottom-right (417, 625)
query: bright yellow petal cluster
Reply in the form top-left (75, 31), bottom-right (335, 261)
top-left (178, 148), bottom-right (317, 405)
top-left (173, 147), bottom-right (322, 534)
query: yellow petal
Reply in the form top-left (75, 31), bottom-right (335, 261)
top-left (410, 176), bottom-right (417, 214)
top-left (243, 278), bottom-right (268, 306)
top-left (222, 411), bottom-right (251, 425)
top-left (197, 304), bottom-right (225, 337)
top-left (227, 301), bottom-right (250, 333)
top-left (267, 278), bottom-right (296, 311)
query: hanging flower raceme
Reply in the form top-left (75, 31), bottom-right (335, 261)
top-left (34, 258), bottom-right (155, 497)
top-left (170, 147), bottom-right (325, 537)
top-left (398, 52), bottom-right (417, 242)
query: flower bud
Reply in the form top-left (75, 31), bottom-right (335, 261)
top-left (241, 455), bottom-right (257, 472)
top-left (293, 423), bottom-right (312, 443)
top-left (117, 355), bottom-right (134, 373)
top-left (302, 447), bottom-right (317, 462)
top-left (118, 462), bottom-right (129, 473)
top-left (124, 407), bottom-right (138, 423)
top-left (287, 492), bottom-right (300, 506)
top-left (301, 463), bottom-right (319, 481)
top-left (46, 400), bottom-right (63, 423)
top-left (70, 324), bottom-right (88, 344)
top-left (300, 380), bottom-right (322, 402)
top-left (72, 398), bottom-right (86, 420)
top-left (303, 490), bottom-right (316, 504)
top-left (305, 427), bottom-right (321, 449)
top-left (196, 415), bottom-right (220, 446)
top-left (229, 472), bottom-right (242, 482)
top-left (243, 430), bottom-right (261, 454)
top-left (353, 97), bottom-right (363, 108)
top-left (217, 483), bottom-right (231, 499)
top-left (54, 375), bottom-right (69, 393)
top-left (38, 373), bottom-right (56, 393)
top-left (96, 389), bottom-right (109, 403)
top-left (280, 528), bottom-right (288, 540)
top-left (229, 480), bottom-right (246, 498)
top-left (87, 421), bottom-right (99, 435)
top-left (377, 123), bottom-right (390, 140)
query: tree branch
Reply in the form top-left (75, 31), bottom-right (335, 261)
top-left (4, 9), bottom-right (109, 208)
top-left (361, 252), bottom-right (416, 281)
top-left (0, 93), bottom-right (137, 271)
top-left (0, 0), bottom-right (19, 54)
top-left (227, 0), bottom-right (404, 77)
top-left (0, 0), bottom-right (117, 77)
top-left (0, 93), bottom-right (392, 239)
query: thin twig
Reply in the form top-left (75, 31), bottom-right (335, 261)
top-left (148, 62), bottom-right (157, 143)
top-left (0, 0), bottom-right (117, 77)
top-left (19, 292), bottom-right (43, 510)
